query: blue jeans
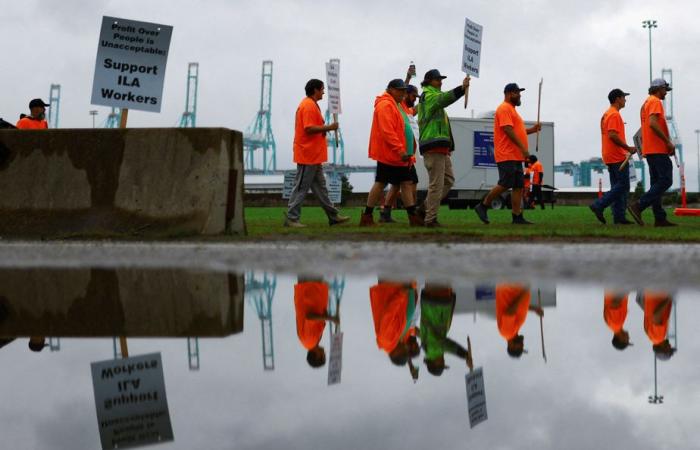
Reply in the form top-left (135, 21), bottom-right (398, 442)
top-left (592, 162), bottom-right (629, 222)
top-left (639, 154), bottom-right (673, 220)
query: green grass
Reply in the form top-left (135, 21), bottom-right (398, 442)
top-left (243, 205), bottom-right (700, 242)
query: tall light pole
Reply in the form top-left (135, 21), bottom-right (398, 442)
top-left (642, 19), bottom-right (658, 84)
top-left (89, 110), bottom-right (98, 128)
top-left (695, 129), bottom-right (700, 193)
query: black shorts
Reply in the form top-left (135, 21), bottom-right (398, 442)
top-left (497, 161), bottom-right (524, 189)
top-left (408, 165), bottom-right (418, 184)
top-left (375, 162), bottom-right (412, 185)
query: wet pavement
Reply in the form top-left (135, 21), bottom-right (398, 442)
top-left (0, 242), bottom-right (697, 449)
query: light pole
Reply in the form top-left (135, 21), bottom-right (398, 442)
top-left (695, 129), bottom-right (700, 193)
top-left (89, 110), bottom-right (98, 128)
top-left (642, 20), bottom-right (658, 84)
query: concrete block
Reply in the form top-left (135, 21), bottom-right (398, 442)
top-left (0, 128), bottom-right (245, 237)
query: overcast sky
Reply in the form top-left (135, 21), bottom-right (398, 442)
top-left (3, 0), bottom-right (700, 188)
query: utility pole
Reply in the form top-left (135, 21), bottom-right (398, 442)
top-left (89, 110), bottom-right (98, 128)
top-left (642, 20), bottom-right (658, 85)
top-left (695, 129), bottom-right (700, 193)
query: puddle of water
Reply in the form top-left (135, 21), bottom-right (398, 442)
top-left (0, 268), bottom-right (695, 450)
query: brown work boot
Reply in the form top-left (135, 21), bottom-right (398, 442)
top-left (408, 214), bottom-right (424, 227)
top-left (654, 218), bottom-right (678, 227)
top-left (425, 220), bottom-right (442, 228)
top-left (359, 213), bottom-right (376, 227)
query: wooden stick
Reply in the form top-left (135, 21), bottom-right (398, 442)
top-left (119, 108), bottom-right (129, 128)
top-left (619, 152), bottom-right (633, 171)
top-left (463, 75), bottom-right (471, 109)
top-left (535, 78), bottom-right (543, 152)
top-left (119, 336), bottom-right (129, 358)
top-left (333, 112), bottom-right (339, 148)
top-left (466, 335), bottom-right (474, 372)
top-left (537, 289), bottom-right (546, 363)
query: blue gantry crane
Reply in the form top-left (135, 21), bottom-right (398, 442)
top-left (245, 272), bottom-right (277, 370)
top-left (47, 84), bottom-right (61, 129)
top-left (244, 60), bottom-right (277, 174)
top-left (105, 107), bottom-right (121, 128)
top-left (179, 62), bottom-right (199, 128)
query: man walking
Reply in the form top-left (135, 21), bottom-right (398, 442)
top-left (475, 83), bottom-right (541, 225)
top-left (380, 83), bottom-right (421, 223)
top-left (528, 155), bottom-right (545, 210)
top-left (16, 99), bottom-right (50, 129)
top-left (418, 69), bottom-right (470, 227)
top-left (360, 79), bottom-right (423, 226)
top-left (590, 89), bottom-right (637, 225)
top-left (285, 79), bottom-right (350, 228)
top-left (628, 79), bottom-right (676, 227)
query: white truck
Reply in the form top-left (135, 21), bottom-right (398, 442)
top-left (415, 117), bottom-right (555, 209)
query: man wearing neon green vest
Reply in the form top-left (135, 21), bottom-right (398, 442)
top-left (418, 70), bottom-right (470, 227)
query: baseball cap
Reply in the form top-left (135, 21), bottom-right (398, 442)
top-left (650, 78), bottom-right (672, 91)
top-left (422, 69), bottom-right (447, 82)
top-left (504, 83), bottom-right (525, 93)
top-left (608, 88), bottom-right (630, 103)
top-left (406, 85), bottom-right (419, 95)
top-left (387, 79), bottom-right (407, 90)
top-left (29, 99), bottom-right (50, 109)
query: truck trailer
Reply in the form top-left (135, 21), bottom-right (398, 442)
top-left (415, 117), bottom-right (555, 209)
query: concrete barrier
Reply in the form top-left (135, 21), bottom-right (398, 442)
top-left (0, 269), bottom-right (244, 337)
top-left (0, 128), bottom-right (245, 237)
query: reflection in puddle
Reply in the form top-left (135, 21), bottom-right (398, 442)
top-left (0, 268), bottom-right (692, 450)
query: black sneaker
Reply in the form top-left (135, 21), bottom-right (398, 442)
top-left (589, 205), bottom-right (606, 224)
top-left (512, 214), bottom-right (533, 225)
top-left (654, 218), bottom-right (678, 227)
top-left (474, 203), bottom-right (490, 224)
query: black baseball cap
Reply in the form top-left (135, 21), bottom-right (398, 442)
top-left (423, 69), bottom-right (447, 82)
top-left (608, 88), bottom-right (630, 104)
top-left (406, 85), bottom-right (419, 95)
top-left (387, 79), bottom-right (407, 90)
top-left (29, 99), bottom-right (50, 109)
top-left (504, 83), bottom-right (525, 93)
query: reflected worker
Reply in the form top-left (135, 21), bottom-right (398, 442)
top-left (495, 284), bottom-right (543, 358)
top-left (420, 282), bottom-right (472, 376)
top-left (369, 279), bottom-right (419, 366)
top-left (294, 278), bottom-right (337, 368)
top-left (603, 290), bottom-right (632, 350)
top-left (16, 99), bottom-right (50, 129)
top-left (642, 290), bottom-right (676, 360)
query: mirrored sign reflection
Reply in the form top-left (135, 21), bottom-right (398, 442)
top-left (0, 269), bottom-right (693, 450)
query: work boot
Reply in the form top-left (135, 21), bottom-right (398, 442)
top-left (512, 214), bottom-right (533, 225)
top-left (474, 203), bottom-right (490, 224)
top-left (359, 213), bottom-right (376, 227)
top-left (654, 218), bottom-right (678, 227)
top-left (408, 214), bottom-right (425, 227)
top-left (284, 219), bottom-right (307, 228)
top-left (589, 205), bottom-right (606, 224)
top-left (425, 220), bottom-right (442, 228)
top-left (329, 214), bottom-right (351, 226)
top-left (416, 204), bottom-right (426, 220)
top-left (379, 208), bottom-right (396, 223)
top-left (627, 202), bottom-right (644, 226)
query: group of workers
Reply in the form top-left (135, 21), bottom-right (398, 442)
top-left (285, 65), bottom-right (680, 228)
top-left (294, 277), bottom-right (676, 379)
